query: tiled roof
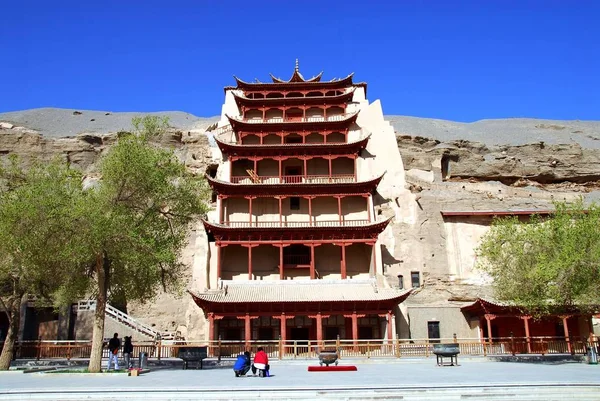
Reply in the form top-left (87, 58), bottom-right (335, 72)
top-left (189, 279), bottom-right (411, 304)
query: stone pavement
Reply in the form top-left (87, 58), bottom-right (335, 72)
top-left (1, 358), bottom-right (599, 400)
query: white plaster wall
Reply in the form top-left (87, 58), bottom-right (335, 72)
top-left (444, 219), bottom-right (492, 284)
top-left (219, 90), bottom-right (241, 124)
top-left (407, 306), bottom-right (479, 339)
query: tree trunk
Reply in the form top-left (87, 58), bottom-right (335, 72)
top-left (0, 295), bottom-right (24, 370)
top-left (88, 253), bottom-right (110, 373)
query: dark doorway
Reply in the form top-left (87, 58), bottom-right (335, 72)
top-left (285, 167), bottom-right (302, 176)
top-left (290, 327), bottom-right (310, 355)
top-left (258, 327), bottom-right (273, 340)
top-left (290, 327), bottom-right (309, 341)
top-left (427, 321), bottom-right (440, 343)
top-left (325, 327), bottom-right (339, 340)
top-left (358, 326), bottom-right (373, 339)
top-left (224, 328), bottom-right (242, 341)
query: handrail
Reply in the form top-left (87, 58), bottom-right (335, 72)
top-left (223, 220), bottom-right (369, 228)
top-left (230, 174), bottom-right (355, 184)
top-left (231, 114), bottom-right (352, 124)
top-left (5, 336), bottom-right (595, 361)
top-left (77, 300), bottom-right (176, 340)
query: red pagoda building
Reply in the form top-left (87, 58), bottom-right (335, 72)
top-left (190, 63), bottom-right (411, 347)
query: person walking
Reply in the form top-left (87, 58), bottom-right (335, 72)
top-left (107, 333), bottom-right (121, 371)
top-left (123, 336), bottom-right (134, 369)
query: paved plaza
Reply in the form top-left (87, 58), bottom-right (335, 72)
top-left (1, 358), bottom-right (600, 400)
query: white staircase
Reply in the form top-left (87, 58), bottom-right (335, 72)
top-left (77, 300), bottom-right (176, 340)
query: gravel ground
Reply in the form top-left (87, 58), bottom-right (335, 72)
top-left (0, 108), bottom-right (219, 138)
top-left (1, 108), bottom-right (599, 148)
top-left (388, 115), bottom-right (600, 149)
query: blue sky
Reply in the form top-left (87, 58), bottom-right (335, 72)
top-left (1, 1), bottom-right (598, 122)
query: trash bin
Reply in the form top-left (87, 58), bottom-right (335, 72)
top-left (587, 346), bottom-right (598, 365)
top-left (138, 352), bottom-right (148, 369)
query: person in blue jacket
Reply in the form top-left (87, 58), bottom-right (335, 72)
top-left (233, 351), bottom-right (252, 377)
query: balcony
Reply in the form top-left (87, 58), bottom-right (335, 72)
top-left (230, 174), bottom-right (355, 184)
top-left (234, 114), bottom-right (352, 124)
top-left (221, 220), bottom-right (369, 228)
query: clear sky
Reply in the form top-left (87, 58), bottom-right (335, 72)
top-left (1, 1), bottom-right (598, 122)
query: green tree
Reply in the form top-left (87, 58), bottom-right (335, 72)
top-left (476, 200), bottom-right (600, 316)
top-left (0, 157), bottom-right (86, 370)
top-left (71, 116), bottom-right (209, 372)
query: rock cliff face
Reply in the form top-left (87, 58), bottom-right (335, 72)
top-left (2, 108), bottom-right (599, 338)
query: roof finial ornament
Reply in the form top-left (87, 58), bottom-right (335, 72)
top-left (295, 58), bottom-right (299, 72)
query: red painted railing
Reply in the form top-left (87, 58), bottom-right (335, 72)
top-left (231, 114), bottom-right (352, 124)
top-left (230, 174), bottom-right (355, 184)
top-left (5, 336), bottom-right (596, 361)
top-left (283, 254), bottom-right (311, 265)
top-left (224, 220), bottom-right (369, 228)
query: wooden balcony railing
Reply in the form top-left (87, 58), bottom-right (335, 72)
top-left (223, 220), bottom-right (369, 228)
top-left (230, 174), bottom-right (355, 184)
top-left (283, 254), bottom-right (311, 265)
top-left (4, 336), bottom-right (596, 361)
top-left (232, 114), bottom-right (352, 124)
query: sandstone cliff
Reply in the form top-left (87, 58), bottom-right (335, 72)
top-left (2, 108), bottom-right (599, 337)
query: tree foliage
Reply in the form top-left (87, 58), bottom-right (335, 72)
top-left (476, 200), bottom-right (600, 316)
top-left (69, 116), bottom-right (209, 372)
top-left (0, 156), bottom-right (86, 370)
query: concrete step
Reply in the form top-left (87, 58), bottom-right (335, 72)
top-left (1, 385), bottom-right (599, 400)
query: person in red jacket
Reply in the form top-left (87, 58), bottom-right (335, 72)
top-left (252, 347), bottom-right (270, 377)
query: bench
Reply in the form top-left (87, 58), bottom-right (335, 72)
top-left (177, 346), bottom-right (208, 370)
top-left (432, 343), bottom-right (460, 366)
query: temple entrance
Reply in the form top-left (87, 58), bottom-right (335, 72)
top-left (358, 326), bottom-right (372, 339)
top-left (224, 328), bottom-right (242, 340)
top-left (290, 327), bottom-right (309, 341)
top-left (258, 327), bottom-right (273, 340)
top-left (325, 326), bottom-right (339, 340)
top-left (290, 327), bottom-right (310, 355)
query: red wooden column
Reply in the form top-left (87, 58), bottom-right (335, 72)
top-left (277, 157), bottom-right (283, 183)
top-left (276, 196), bottom-right (283, 225)
top-left (353, 155), bottom-right (357, 181)
top-left (351, 312), bottom-right (359, 348)
top-left (561, 315), bottom-right (573, 354)
top-left (274, 313), bottom-right (294, 357)
top-left (310, 244), bottom-right (317, 279)
top-left (216, 244), bottom-right (222, 280)
top-left (363, 195), bottom-right (371, 223)
top-left (245, 314), bottom-right (251, 347)
top-left (316, 313), bottom-right (323, 346)
top-left (340, 243), bottom-right (347, 279)
top-left (245, 196), bottom-right (256, 224)
top-left (242, 244), bottom-right (259, 280)
top-left (218, 195), bottom-right (224, 223)
top-left (208, 313), bottom-right (215, 343)
top-left (303, 157), bottom-right (308, 180)
top-left (279, 245), bottom-right (284, 279)
top-left (328, 157), bottom-right (333, 178)
top-left (370, 242), bottom-right (377, 277)
top-left (387, 311), bottom-right (393, 341)
top-left (521, 316), bottom-right (532, 353)
top-left (336, 196), bottom-right (342, 224)
top-left (484, 314), bottom-right (495, 342)
top-left (306, 196), bottom-right (314, 225)
top-left (275, 243), bottom-right (289, 279)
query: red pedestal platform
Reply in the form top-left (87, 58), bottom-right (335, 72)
top-left (307, 365), bottom-right (357, 372)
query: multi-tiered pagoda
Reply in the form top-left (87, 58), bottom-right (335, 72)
top-left (191, 63), bottom-right (410, 347)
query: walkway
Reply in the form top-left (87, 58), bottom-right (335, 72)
top-left (1, 359), bottom-right (599, 400)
